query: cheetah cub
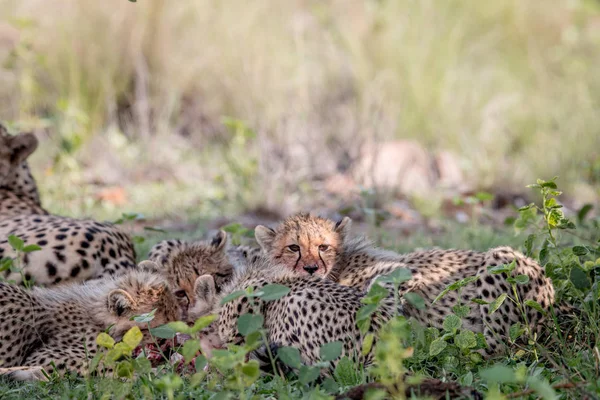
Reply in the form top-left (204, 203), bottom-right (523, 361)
top-left (143, 231), bottom-right (236, 322)
top-left (0, 124), bottom-right (137, 286)
top-left (188, 254), bottom-right (396, 368)
top-left (254, 212), bottom-right (558, 356)
top-left (0, 268), bottom-right (180, 380)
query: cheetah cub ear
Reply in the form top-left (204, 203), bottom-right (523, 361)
top-left (7, 133), bottom-right (38, 166)
top-left (138, 260), bottom-right (162, 273)
top-left (210, 230), bottom-right (228, 252)
top-left (334, 216), bottom-right (352, 239)
top-left (107, 289), bottom-right (136, 317)
top-left (254, 225), bottom-right (276, 252)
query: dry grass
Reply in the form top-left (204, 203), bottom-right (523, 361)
top-left (0, 0), bottom-right (599, 219)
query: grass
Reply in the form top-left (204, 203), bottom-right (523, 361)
top-left (2, 180), bottom-right (599, 399)
top-left (1, 0), bottom-right (600, 398)
top-left (1, 0), bottom-right (600, 219)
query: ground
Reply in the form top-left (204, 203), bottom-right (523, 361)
top-left (0, 201), bottom-right (598, 399)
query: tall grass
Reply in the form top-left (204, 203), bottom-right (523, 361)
top-left (0, 0), bottom-right (599, 217)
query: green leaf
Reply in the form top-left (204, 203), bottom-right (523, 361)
top-left (524, 234), bottom-right (535, 257)
top-left (116, 360), bottom-right (134, 378)
top-left (489, 293), bottom-right (508, 315)
top-left (298, 365), bottom-right (320, 385)
top-left (195, 355), bottom-right (207, 372)
top-left (480, 364), bottom-right (517, 384)
top-left (460, 371), bottom-right (474, 387)
top-left (133, 357), bottom-right (152, 374)
top-left (277, 346), bottom-right (301, 369)
top-left (524, 299), bottom-right (545, 314)
top-left (509, 323), bottom-right (525, 342)
top-left (471, 298), bottom-right (488, 305)
top-left (488, 260), bottom-right (516, 275)
top-left (362, 283), bottom-right (390, 304)
top-left (220, 290), bottom-right (246, 305)
top-left (96, 332), bottom-right (115, 349)
top-left (404, 292), bottom-right (425, 309)
top-left (375, 268), bottom-right (412, 284)
top-left (168, 321), bottom-right (192, 335)
top-left (454, 331), bottom-right (477, 350)
top-left (320, 341), bottom-right (343, 362)
top-left (333, 357), bottom-right (361, 387)
top-left (256, 284), bottom-right (290, 301)
top-left (432, 276), bottom-right (479, 304)
top-left (570, 265), bottom-right (591, 290)
top-left (237, 313), bottom-right (264, 336)
top-left (123, 326), bottom-right (143, 349)
top-left (22, 244), bottom-right (42, 253)
top-left (442, 314), bottom-right (461, 333)
top-left (150, 324), bottom-right (177, 339)
top-left (190, 314), bottom-right (217, 334)
top-left (321, 377), bottom-right (340, 394)
top-left (240, 360), bottom-right (261, 384)
top-left (182, 339), bottom-right (202, 364)
top-left (539, 248), bottom-right (549, 265)
top-left (572, 246), bottom-right (589, 256)
top-left (361, 333), bottom-right (374, 357)
top-left (429, 338), bottom-right (447, 356)
top-left (132, 309), bottom-right (156, 323)
top-left (356, 303), bottom-right (378, 323)
top-left (514, 275), bottom-right (530, 285)
top-left (8, 235), bottom-right (24, 252)
top-left (452, 305), bottom-right (470, 318)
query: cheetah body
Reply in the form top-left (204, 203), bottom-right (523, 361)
top-left (0, 125), bottom-right (136, 285)
top-left (0, 269), bottom-right (179, 380)
top-left (200, 256), bottom-right (396, 367)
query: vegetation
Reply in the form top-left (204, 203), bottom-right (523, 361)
top-left (1, 0), bottom-right (600, 219)
top-left (1, 178), bottom-right (599, 399)
top-left (1, 0), bottom-right (599, 398)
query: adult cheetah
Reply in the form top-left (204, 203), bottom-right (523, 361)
top-left (0, 124), bottom-right (136, 285)
top-left (253, 212), bottom-right (560, 356)
top-left (0, 268), bottom-right (180, 380)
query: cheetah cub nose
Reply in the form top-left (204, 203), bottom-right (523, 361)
top-left (303, 265), bottom-right (318, 275)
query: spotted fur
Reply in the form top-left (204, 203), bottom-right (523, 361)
top-left (255, 213), bottom-right (559, 356)
top-left (0, 269), bottom-right (180, 380)
top-left (0, 124), bottom-right (137, 285)
top-left (144, 231), bottom-right (236, 322)
top-left (195, 256), bottom-right (397, 368)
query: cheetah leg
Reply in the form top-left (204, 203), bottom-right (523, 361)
top-left (0, 366), bottom-right (49, 381)
top-left (22, 346), bottom-right (90, 378)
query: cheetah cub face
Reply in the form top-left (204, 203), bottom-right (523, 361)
top-left (254, 213), bottom-right (351, 277)
top-left (140, 231), bottom-right (234, 323)
top-left (106, 270), bottom-right (181, 339)
top-left (0, 126), bottom-right (38, 186)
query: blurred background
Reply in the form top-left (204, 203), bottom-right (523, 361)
top-left (0, 0), bottom-right (599, 241)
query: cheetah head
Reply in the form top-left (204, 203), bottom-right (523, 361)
top-left (254, 213), bottom-right (351, 277)
top-left (106, 270), bottom-right (180, 339)
top-left (0, 124), bottom-right (38, 186)
top-left (141, 231), bottom-right (234, 323)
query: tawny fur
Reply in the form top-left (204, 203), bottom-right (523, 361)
top-left (0, 269), bottom-right (180, 380)
top-left (0, 124), bottom-right (136, 286)
top-left (196, 255), bottom-right (397, 368)
top-left (252, 213), bottom-right (558, 356)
